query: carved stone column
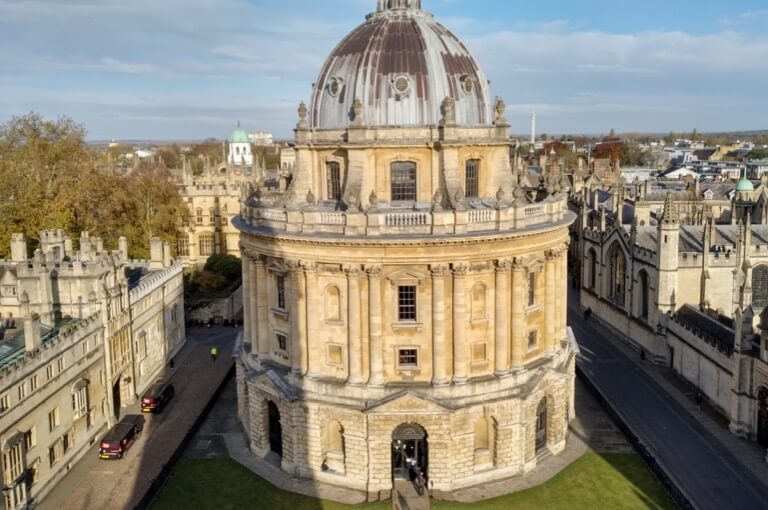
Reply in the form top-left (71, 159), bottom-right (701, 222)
top-left (287, 260), bottom-right (306, 375)
top-left (494, 259), bottom-right (512, 375)
top-left (430, 265), bottom-right (449, 385)
top-left (255, 256), bottom-right (269, 357)
top-left (545, 251), bottom-right (557, 354)
top-left (367, 265), bottom-right (384, 386)
top-left (559, 247), bottom-right (569, 343)
top-left (452, 263), bottom-right (469, 383)
top-left (303, 261), bottom-right (319, 377)
top-left (510, 261), bottom-right (526, 367)
top-left (345, 265), bottom-right (364, 384)
top-left (241, 248), bottom-right (252, 346)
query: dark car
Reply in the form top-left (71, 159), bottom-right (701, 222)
top-left (99, 414), bottom-right (145, 460)
top-left (141, 382), bottom-right (175, 413)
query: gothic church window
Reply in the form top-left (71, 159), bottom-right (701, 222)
top-left (588, 249), bottom-right (597, 290)
top-left (391, 162), bottom-right (417, 202)
top-left (199, 232), bottom-right (214, 257)
top-left (638, 270), bottom-right (650, 319)
top-left (607, 244), bottom-right (626, 305)
top-left (753, 266), bottom-right (768, 309)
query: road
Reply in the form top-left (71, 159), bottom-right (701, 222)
top-left (37, 326), bottom-right (238, 510)
top-left (570, 302), bottom-right (768, 510)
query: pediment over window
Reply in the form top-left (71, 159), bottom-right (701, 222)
top-left (386, 268), bottom-right (427, 286)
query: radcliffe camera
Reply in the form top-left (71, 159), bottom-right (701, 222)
top-left (0, 1), bottom-right (767, 510)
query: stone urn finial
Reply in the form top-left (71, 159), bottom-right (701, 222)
top-left (369, 189), bottom-right (378, 207)
top-left (432, 189), bottom-right (443, 212)
top-left (494, 97), bottom-right (508, 125)
top-left (441, 96), bottom-right (456, 125)
top-left (454, 186), bottom-right (465, 203)
top-left (297, 101), bottom-right (308, 129)
top-left (306, 188), bottom-right (316, 204)
top-left (351, 97), bottom-right (364, 126)
top-left (496, 186), bottom-right (505, 202)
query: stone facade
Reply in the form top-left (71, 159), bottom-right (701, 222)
top-left (0, 232), bottom-right (185, 509)
top-left (235, 0), bottom-right (576, 502)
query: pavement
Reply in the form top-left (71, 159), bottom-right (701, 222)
top-left (37, 326), bottom-right (239, 510)
top-left (180, 360), bottom-right (633, 506)
top-left (569, 289), bottom-right (768, 510)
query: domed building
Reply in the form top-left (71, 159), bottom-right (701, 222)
top-left (228, 123), bottom-right (253, 166)
top-left (235, 0), bottom-right (576, 502)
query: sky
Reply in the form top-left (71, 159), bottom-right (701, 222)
top-left (1, 0), bottom-right (767, 141)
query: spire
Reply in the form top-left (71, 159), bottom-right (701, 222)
top-left (660, 192), bottom-right (679, 225)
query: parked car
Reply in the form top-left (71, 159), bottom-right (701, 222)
top-left (141, 382), bottom-right (175, 413)
top-left (99, 414), bottom-right (145, 460)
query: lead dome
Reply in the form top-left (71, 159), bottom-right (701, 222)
top-left (310, 0), bottom-right (493, 129)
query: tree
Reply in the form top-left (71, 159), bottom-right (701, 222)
top-left (0, 113), bottom-right (188, 259)
top-left (203, 254), bottom-right (242, 284)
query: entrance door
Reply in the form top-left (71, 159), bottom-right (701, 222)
top-left (392, 423), bottom-right (428, 481)
top-left (268, 401), bottom-right (283, 457)
top-left (758, 387), bottom-right (768, 449)
top-left (535, 398), bottom-right (547, 452)
top-left (112, 380), bottom-right (121, 420)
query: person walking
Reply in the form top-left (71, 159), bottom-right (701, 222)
top-left (210, 346), bottom-right (218, 362)
top-left (416, 471), bottom-right (426, 496)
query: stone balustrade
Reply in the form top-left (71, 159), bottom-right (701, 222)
top-left (239, 197), bottom-right (569, 237)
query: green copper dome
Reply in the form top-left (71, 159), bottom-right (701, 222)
top-left (230, 126), bottom-right (249, 143)
top-left (736, 178), bottom-right (754, 192)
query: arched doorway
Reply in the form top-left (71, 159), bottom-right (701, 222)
top-left (392, 423), bottom-right (427, 481)
top-left (535, 398), bottom-right (548, 452)
top-left (758, 387), bottom-right (768, 448)
top-left (267, 401), bottom-right (283, 457)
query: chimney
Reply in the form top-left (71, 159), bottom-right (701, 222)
top-left (94, 237), bottom-right (104, 254)
top-left (10, 234), bottom-right (27, 262)
top-left (163, 241), bottom-right (172, 268)
top-left (24, 313), bottom-right (42, 351)
top-left (64, 236), bottom-right (73, 257)
top-left (118, 237), bottom-right (129, 261)
top-left (150, 238), bottom-right (164, 269)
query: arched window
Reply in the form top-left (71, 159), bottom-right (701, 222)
top-left (199, 232), bottom-right (214, 257)
top-left (471, 283), bottom-right (487, 320)
top-left (176, 235), bottom-right (189, 257)
top-left (588, 249), bottom-right (597, 290)
top-left (638, 270), bottom-right (650, 319)
top-left (535, 398), bottom-right (547, 452)
top-left (327, 162), bottom-right (342, 201)
top-left (322, 421), bottom-right (345, 473)
top-left (753, 266), bottom-right (768, 309)
top-left (325, 286), bottom-right (341, 322)
top-left (473, 416), bottom-right (498, 469)
top-left (607, 244), bottom-right (626, 305)
top-left (465, 159), bottom-right (480, 198)
top-left (391, 162), bottom-right (417, 202)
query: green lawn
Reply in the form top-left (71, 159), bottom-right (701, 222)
top-left (151, 453), bottom-right (676, 510)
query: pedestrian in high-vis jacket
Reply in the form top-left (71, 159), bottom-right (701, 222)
top-left (210, 346), bottom-right (218, 362)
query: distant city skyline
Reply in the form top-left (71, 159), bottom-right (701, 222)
top-left (2, 0), bottom-right (767, 140)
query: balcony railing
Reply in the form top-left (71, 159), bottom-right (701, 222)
top-left (240, 198), bottom-right (569, 238)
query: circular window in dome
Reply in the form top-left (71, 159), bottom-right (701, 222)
top-left (461, 75), bottom-right (474, 95)
top-left (328, 78), bottom-right (341, 97)
top-left (393, 75), bottom-right (411, 95)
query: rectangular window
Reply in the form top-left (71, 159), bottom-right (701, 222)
top-left (57, 356), bottom-right (65, 372)
top-left (17, 383), bottom-right (27, 401)
top-left (2, 443), bottom-right (23, 485)
top-left (62, 429), bottom-right (74, 454)
top-left (48, 407), bottom-right (60, 432)
top-left (391, 162), bottom-right (417, 202)
top-left (0, 394), bottom-right (10, 412)
top-left (398, 348), bottom-right (418, 368)
top-left (209, 208), bottom-right (216, 226)
top-left (276, 276), bottom-right (286, 310)
top-left (527, 272), bottom-right (536, 307)
top-left (30, 374), bottom-right (38, 391)
top-left (196, 209), bottom-right (203, 225)
top-left (47, 364), bottom-right (54, 380)
top-left (24, 427), bottom-right (36, 450)
top-left (276, 334), bottom-right (288, 353)
top-left (1, 286), bottom-right (17, 297)
top-left (176, 237), bottom-right (190, 257)
top-left (72, 385), bottom-right (89, 419)
top-left (528, 330), bottom-right (538, 350)
top-left (327, 162), bottom-right (342, 200)
top-left (465, 159), bottom-right (479, 198)
top-left (48, 442), bottom-right (62, 468)
top-left (398, 285), bottom-right (417, 321)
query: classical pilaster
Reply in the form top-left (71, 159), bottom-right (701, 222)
top-left (367, 265), bottom-right (384, 386)
top-left (510, 261), bottom-right (526, 367)
top-left (545, 251), bottom-right (557, 354)
top-left (303, 261), bottom-right (319, 378)
top-left (452, 263), bottom-right (469, 383)
top-left (287, 260), bottom-right (306, 375)
top-left (345, 265), bottom-right (364, 384)
top-left (494, 259), bottom-right (512, 375)
top-left (254, 256), bottom-right (269, 357)
top-left (560, 246), bottom-right (569, 342)
top-left (241, 248), bottom-right (252, 346)
top-left (430, 265), bottom-right (449, 385)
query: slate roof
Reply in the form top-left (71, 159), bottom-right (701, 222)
top-left (674, 304), bottom-right (735, 353)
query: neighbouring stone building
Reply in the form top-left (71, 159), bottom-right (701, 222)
top-left (235, 0), bottom-right (577, 502)
top-left (576, 174), bottom-right (768, 456)
top-left (0, 231), bottom-right (185, 509)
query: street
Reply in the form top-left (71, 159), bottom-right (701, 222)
top-left (570, 299), bottom-right (768, 510)
top-left (37, 326), bottom-right (238, 510)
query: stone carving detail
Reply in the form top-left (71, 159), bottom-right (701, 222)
top-left (306, 189), bottom-right (316, 204)
top-left (343, 264), bottom-right (363, 276)
top-left (297, 101), bottom-right (308, 129)
top-left (351, 97), bottom-right (364, 125)
top-left (369, 189), bottom-right (379, 208)
top-left (452, 263), bottom-right (469, 276)
top-left (430, 264), bottom-right (449, 277)
top-left (494, 97), bottom-right (507, 124)
top-left (300, 261), bottom-right (317, 273)
top-left (365, 265), bottom-right (383, 278)
top-left (441, 96), bottom-right (455, 125)
top-left (454, 187), bottom-right (465, 203)
top-left (432, 189), bottom-right (443, 212)
top-left (495, 259), bottom-right (514, 272)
